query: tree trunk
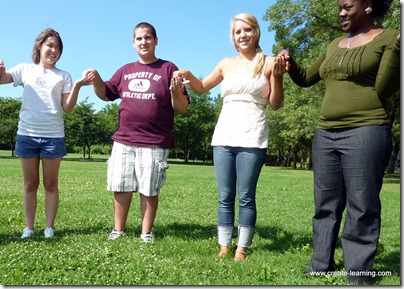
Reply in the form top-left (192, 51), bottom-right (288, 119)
top-left (387, 141), bottom-right (400, 173)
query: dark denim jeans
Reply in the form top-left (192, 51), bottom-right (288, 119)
top-left (213, 146), bottom-right (266, 228)
top-left (308, 125), bottom-right (392, 283)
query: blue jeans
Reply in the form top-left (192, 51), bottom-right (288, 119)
top-left (308, 125), bottom-right (392, 283)
top-left (213, 146), bottom-right (266, 228)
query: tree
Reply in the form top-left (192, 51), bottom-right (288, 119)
top-left (64, 98), bottom-right (103, 159)
top-left (174, 88), bottom-right (217, 163)
top-left (95, 102), bottom-right (119, 154)
top-left (264, 0), bottom-right (400, 169)
top-left (0, 97), bottom-right (21, 156)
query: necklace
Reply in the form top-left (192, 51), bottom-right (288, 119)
top-left (346, 26), bottom-right (375, 49)
top-left (347, 34), bottom-right (360, 49)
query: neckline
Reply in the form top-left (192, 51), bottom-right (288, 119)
top-left (36, 64), bottom-right (55, 71)
top-left (138, 58), bottom-right (160, 65)
top-left (337, 29), bottom-right (385, 50)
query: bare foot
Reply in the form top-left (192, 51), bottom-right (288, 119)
top-left (218, 246), bottom-right (231, 257)
top-left (234, 249), bottom-right (247, 261)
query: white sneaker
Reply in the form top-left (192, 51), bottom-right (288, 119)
top-left (44, 227), bottom-right (55, 238)
top-left (21, 227), bottom-right (35, 239)
top-left (140, 232), bottom-right (155, 243)
top-left (107, 229), bottom-right (127, 241)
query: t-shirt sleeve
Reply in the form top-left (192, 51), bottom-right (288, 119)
top-left (8, 63), bottom-right (26, 87)
top-left (105, 67), bottom-right (123, 101)
top-left (63, 72), bottom-right (73, 94)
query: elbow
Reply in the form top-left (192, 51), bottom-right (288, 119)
top-left (191, 87), bottom-right (204, 94)
top-left (63, 107), bottom-right (73, 114)
top-left (175, 104), bottom-right (188, 115)
top-left (269, 95), bottom-right (284, 111)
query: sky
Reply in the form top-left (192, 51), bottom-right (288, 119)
top-left (0, 0), bottom-right (277, 111)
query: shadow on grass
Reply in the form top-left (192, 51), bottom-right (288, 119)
top-left (0, 225), bottom-right (108, 245)
top-left (62, 158), bottom-right (108, 162)
top-left (383, 173), bottom-right (400, 184)
top-left (255, 225), bottom-right (313, 253)
top-left (372, 242), bottom-right (401, 280)
top-left (0, 156), bottom-right (18, 160)
top-left (152, 222), bottom-right (217, 239)
top-left (167, 160), bottom-right (213, 166)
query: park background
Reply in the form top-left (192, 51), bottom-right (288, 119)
top-left (0, 0), bottom-right (401, 286)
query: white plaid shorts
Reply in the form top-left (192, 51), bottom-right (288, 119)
top-left (106, 142), bottom-right (170, 196)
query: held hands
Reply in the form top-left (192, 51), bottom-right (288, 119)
top-left (75, 69), bottom-right (96, 87)
top-left (170, 70), bottom-right (190, 92)
top-left (273, 55), bottom-right (290, 77)
top-left (170, 76), bottom-right (185, 92)
top-left (80, 69), bottom-right (100, 86)
top-left (0, 59), bottom-right (5, 80)
top-left (275, 49), bottom-right (291, 75)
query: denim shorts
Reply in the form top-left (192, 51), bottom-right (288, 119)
top-left (15, 134), bottom-right (67, 158)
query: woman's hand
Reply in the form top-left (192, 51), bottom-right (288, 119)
top-left (0, 59), bottom-right (5, 81)
top-left (273, 55), bottom-right (289, 77)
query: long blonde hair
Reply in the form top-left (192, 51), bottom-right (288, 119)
top-left (230, 13), bottom-right (264, 77)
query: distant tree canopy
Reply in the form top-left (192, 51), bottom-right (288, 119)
top-left (0, 97), bottom-right (21, 156)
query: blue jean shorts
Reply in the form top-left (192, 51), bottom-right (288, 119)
top-left (15, 134), bottom-right (67, 158)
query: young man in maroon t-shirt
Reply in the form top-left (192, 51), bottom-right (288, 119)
top-left (83, 22), bottom-right (189, 242)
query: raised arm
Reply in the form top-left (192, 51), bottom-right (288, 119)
top-left (267, 56), bottom-right (288, 111)
top-left (0, 59), bottom-right (14, 84)
top-left (277, 49), bottom-right (323, 88)
top-left (375, 32), bottom-right (400, 99)
top-left (174, 58), bottom-right (228, 94)
top-left (169, 76), bottom-right (190, 115)
top-left (61, 73), bottom-right (95, 114)
top-left (82, 68), bottom-right (108, 101)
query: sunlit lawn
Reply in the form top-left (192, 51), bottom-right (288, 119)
top-left (0, 151), bottom-right (400, 285)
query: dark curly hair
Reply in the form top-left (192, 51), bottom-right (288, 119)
top-left (361, 0), bottom-right (393, 19)
top-left (31, 28), bottom-right (63, 65)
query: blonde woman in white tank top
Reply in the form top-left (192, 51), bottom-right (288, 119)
top-left (175, 13), bottom-right (288, 261)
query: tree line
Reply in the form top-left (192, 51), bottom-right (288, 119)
top-left (0, 0), bottom-right (400, 172)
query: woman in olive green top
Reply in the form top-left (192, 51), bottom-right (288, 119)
top-left (278, 0), bottom-right (399, 285)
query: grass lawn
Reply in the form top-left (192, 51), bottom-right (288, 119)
top-left (0, 151), bottom-right (400, 285)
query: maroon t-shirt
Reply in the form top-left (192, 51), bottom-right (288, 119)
top-left (105, 59), bottom-right (188, 149)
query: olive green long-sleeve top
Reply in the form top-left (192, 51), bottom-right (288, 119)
top-left (288, 29), bottom-right (400, 129)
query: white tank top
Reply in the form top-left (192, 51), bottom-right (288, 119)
top-left (211, 58), bottom-right (270, 148)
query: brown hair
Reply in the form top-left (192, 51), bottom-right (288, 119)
top-left (31, 28), bottom-right (63, 64)
top-left (133, 22), bottom-right (157, 39)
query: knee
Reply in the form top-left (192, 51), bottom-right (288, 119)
top-left (24, 180), bottom-right (40, 192)
top-left (43, 180), bottom-right (58, 193)
top-left (239, 194), bottom-right (256, 208)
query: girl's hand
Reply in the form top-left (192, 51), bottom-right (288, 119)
top-left (0, 59), bottom-right (5, 80)
top-left (273, 55), bottom-right (289, 77)
top-left (170, 76), bottom-right (186, 92)
top-left (76, 71), bottom-right (96, 87)
top-left (173, 70), bottom-right (191, 84)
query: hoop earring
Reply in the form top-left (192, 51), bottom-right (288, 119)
top-left (365, 7), bottom-right (372, 14)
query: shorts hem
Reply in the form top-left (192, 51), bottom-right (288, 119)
top-left (107, 187), bottom-right (135, 193)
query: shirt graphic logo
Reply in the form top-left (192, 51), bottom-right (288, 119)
top-left (35, 77), bottom-right (47, 87)
top-left (128, 79), bottom-right (150, 92)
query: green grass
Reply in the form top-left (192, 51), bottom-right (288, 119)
top-left (0, 151), bottom-right (400, 285)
